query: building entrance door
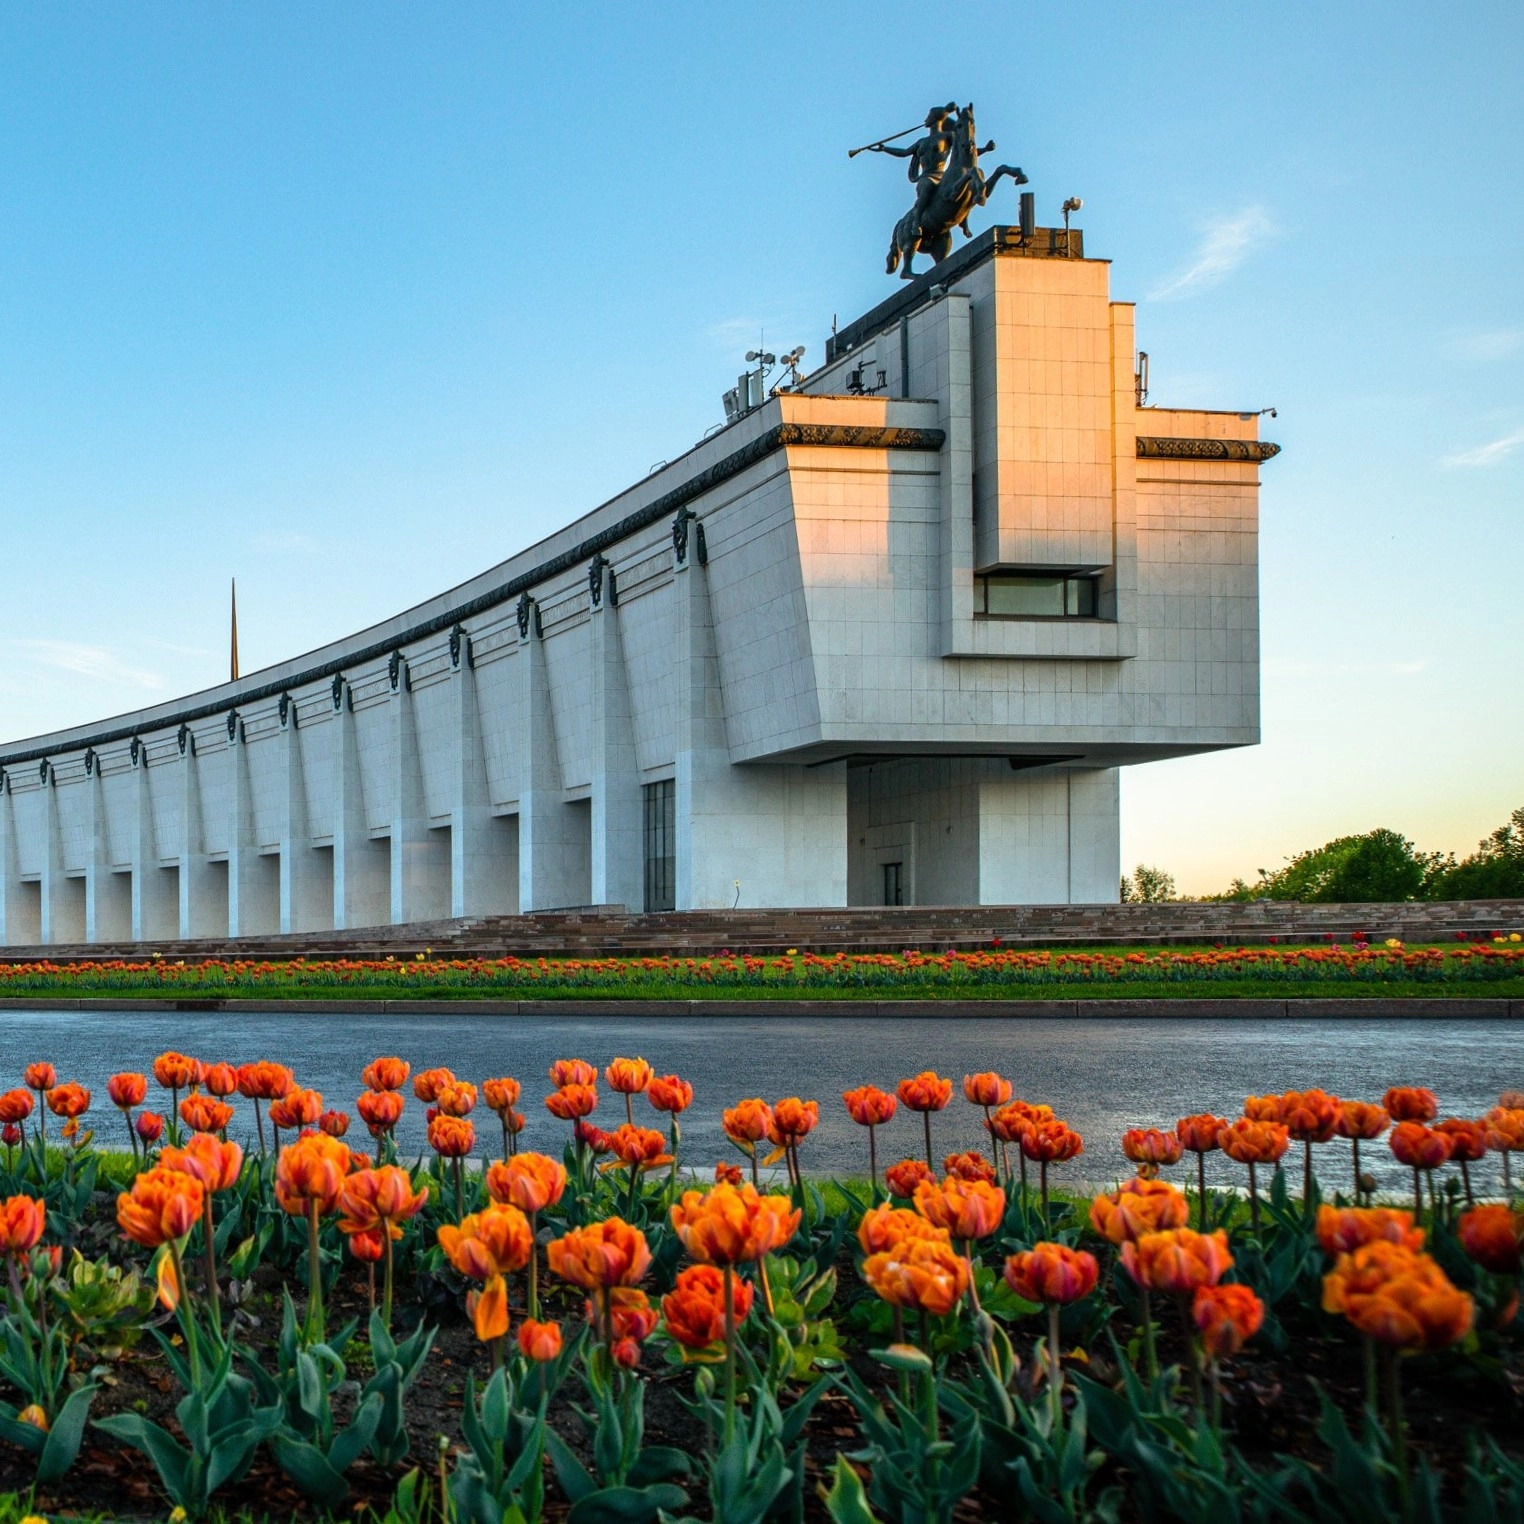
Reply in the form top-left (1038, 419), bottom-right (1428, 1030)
top-left (882, 861), bottom-right (904, 906)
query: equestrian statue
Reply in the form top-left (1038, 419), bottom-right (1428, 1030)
top-left (853, 102), bottom-right (1027, 279)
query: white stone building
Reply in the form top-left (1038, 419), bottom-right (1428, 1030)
top-left (0, 226), bottom-right (1275, 944)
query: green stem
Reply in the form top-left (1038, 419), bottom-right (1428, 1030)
top-left (169, 1236), bottom-right (200, 1386)
top-left (984, 1107), bottom-right (997, 1170)
top-left (382, 1226), bottom-right (395, 1331)
top-left (1040, 1160), bottom-right (1050, 1222)
top-left (1247, 1162), bottom-right (1260, 1233)
top-left (1197, 1151), bottom-right (1208, 1231)
top-left (306, 1202), bottom-right (324, 1344)
top-left (1352, 1137), bottom-right (1361, 1201)
top-left (1178, 1294), bottom-right (1203, 1411)
top-left (1363, 1334), bottom-right (1378, 1430)
top-left (922, 1110), bottom-right (933, 1171)
top-left (723, 1265), bottom-right (737, 1446)
top-left (528, 1210), bottom-right (539, 1320)
top-left (453, 1158), bottom-right (464, 1221)
top-left (868, 1124), bottom-right (878, 1190)
top-left (201, 1192), bottom-right (222, 1338)
top-left (253, 1098), bottom-right (266, 1155)
top-left (1385, 1346), bottom-right (1409, 1498)
top-left (1140, 1288), bottom-right (1158, 1382)
top-left (1048, 1301), bottom-right (1063, 1430)
top-left (1413, 1166), bottom-right (1423, 1221)
top-left (1303, 1139), bottom-right (1313, 1215)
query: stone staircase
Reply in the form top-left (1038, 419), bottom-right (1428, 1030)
top-left (5, 899), bottom-right (1522, 964)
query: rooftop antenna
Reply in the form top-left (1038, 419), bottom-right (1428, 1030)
top-left (776, 346), bottom-right (806, 390)
top-left (230, 578), bottom-right (240, 683)
top-left (1061, 196), bottom-right (1083, 256)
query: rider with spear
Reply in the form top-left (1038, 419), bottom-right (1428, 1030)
top-left (853, 103), bottom-right (960, 247)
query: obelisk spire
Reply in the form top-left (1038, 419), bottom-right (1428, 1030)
top-left (230, 579), bottom-right (240, 683)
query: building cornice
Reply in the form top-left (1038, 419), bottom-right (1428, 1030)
top-left (1136, 436), bottom-right (1281, 463)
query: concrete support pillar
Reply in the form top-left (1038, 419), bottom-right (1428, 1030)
top-left (0, 786), bottom-right (39, 946)
top-left (938, 291), bottom-right (975, 654)
top-left (589, 598), bottom-right (642, 910)
top-left (516, 614), bottom-right (587, 911)
top-left (333, 694), bottom-right (389, 930)
top-left (39, 771), bottom-right (78, 944)
top-left (1066, 769), bottom-right (1122, 904)
top-left (279, 716), bottom-right (329, 933)
top-left (674, 558), bottom-right (847, 910)
top-left (84, 766), bottom-right (131, 943)
top-left (178, 740), bottom-right (223, 938)
top-left (389, 673), bottom-right (448, 924)
top-left (130, 759), bottom-right (177, 941)
top-left (228, 726), bottom-right (277, 936)
top-left (450, 655), bottom-right (516, 916)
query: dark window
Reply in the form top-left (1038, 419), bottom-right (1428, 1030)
top-left (883, 861), bottom-right (904, 906)
top-left (974, 572), bottom-right (1099, 619)
top-left (642, 780), bottom-right (676, 912)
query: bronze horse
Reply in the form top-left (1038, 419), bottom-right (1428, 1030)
top-left (886, 105), bottom-right (1027, 279)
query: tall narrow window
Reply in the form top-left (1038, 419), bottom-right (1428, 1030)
top-left (643, 780), bottom-right (676, 912)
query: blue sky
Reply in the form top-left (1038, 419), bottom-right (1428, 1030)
top-left (1, 4), bottom-right (1519, 893)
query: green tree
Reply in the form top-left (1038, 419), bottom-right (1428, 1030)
top-left (1425, 805), bottom-right (1524, 900)
top-left (1222, 829), bottom-right (1436, 903)
top-left (1120, 863), bottom-right (1176, 902)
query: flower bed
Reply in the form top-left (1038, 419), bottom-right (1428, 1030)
top-left (2, 938), bottom-right (1523, 1002)
top-left (0, 1055), bottom-right (1519, 1520)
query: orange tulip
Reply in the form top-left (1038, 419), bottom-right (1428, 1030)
top-left (356, 1089), bottom-right (405, 1135)
top-left (362, 1057), bottom-right (410, 1093)
top-left (23, 1064), bottom-right (56, 1093)
top-left (669, 1182), bottom-right (800, 1266)
top-left (161, 1134), bottom-right (243, 1192)
top-left (1335, 1100), bottom-right (1390, 1140)
top-left (721, 1098), bottom-right (773, 1147)
top-left (603, 1285), bottom-right (659, 1344)
top-left (1383, 1086), bottom-right (1438, 1123)
top-left (517, 1318), bottom-right (563, 1361)
top-left (428, 1115), bottom-right (475, 1158)
top-left (1457, 1204), bottom-right (1523, 1276)
top-left (913, 1176), bottom-right (1006, 1241)
top-left (1486, 1106), bottom-right (1524, 1150)
top-left (1388, 1122), bottom-right (1453, 1171)
top-left (468, 1275), bottom-right (510, 1343)
top-left (842, 1085), bottom-right (897, 1127)
top-left (152, 1053), bottom-right (197, 1091)
top-left (483, 1077), bottom-right (522, 1116)
top-left (1176, 1113), bottom-right (1226, 1153)
top-left (1089, 1178), bottom-right (1190, 1245)
top-left (545, 1084), bottom-right (598, 1122)
top-left (1192, 1283), bottom-right (1264, 1359)
top-left (547, 1217), bottom-right (651, 1289)
top-left (438, 1205), bottom-right (534, 1280)
top-left (412, 1067), bottom-right (455, 1104)
top-left (179, 1094), bottom-right (233, 1134)
top-left (202, 1063), bottom-right (239, 1098)
top-left (1280, 1089), bottom-right (1340, 1144)
top-left (0, 1195), bottom-right (46, 1255)
top-left (1218, 1118), bottom-right (1290, 1165)
top-left (1323, 1242), bottom-right (1473, 1352)
top-left (963, 1072), bottom-right (1012, 1108)
top-left (1315, 1205), bottom-right (1424, 1257)
top-left (236, 1061), bottom-right (294, 1101)
top-left (1121, 1228), bottom-right (1234, 1295)
top-left (349, 1228), bottom-right (385, 1264)
top-left (46, 1083), bottom-right (90, 1119)
top-left (714, 1161), bottom-right (743, 1186)
top-left (662, 1263), bottom-right (754, 1348)
top-left (605, 1124), bottom-right (673, 1170)
top-left (857, 1202), bottom-right (952, 1254)
top-left (549, 1058), bottom-right (597, 1089)
top-left (274, 1132), bottom-right (352, 1216)
top-left (861, 1237), bottom-right (969, 1316)
top-left (1020, 1121), bottom-right (1084, 1164)
top-left (647, 1075), bottom-right (693, 1114)
top-left (0, 1090), bottom-right (33, 1125)
top-left (606, 1057), bottom-right (654, 1095)
top-left (435, 1081), bottom-right (477, 1118)
top-left (339, 1166), bottom-right (429, 1237)
top-left (885, 1158), bottom-right (935, 1199)
top-left (486, 1152), bottom-right (567, 1213)
top-left (1004, 1242), bottom-right (1099, 1305)
top-left (1122, 1128), bottom-right (1183, 1168)
top-left (897, 1072), bottom-right (953, 1112)
top-left (768, 1097), bottom-right (819, 1145)
top-left (118, 1166), bottom-right (203, 1247)
top-left (269, 1088), bottom-right (323, 1131)
top-left (943, 1151), bottom-right (997, 1184)
top-left (319, 1110), bottom-right (351, 1138)
top-left (1242, 1094), bottom-right (1285, 1124)
top-left (135, 1111), bottom-right (165, 1144)
top-left (1435, 1117), bottom-right (1488, 1163)
top-left (107, 1073), bottom-right (148, 1110)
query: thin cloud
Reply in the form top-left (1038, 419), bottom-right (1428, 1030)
top-left (1149, 206), bottom-right (1275, 301)
top-left (5, 640), bottom-right (166, 690)
top-left (1452, 327), bottom-right (1523, 362)
top-left (1444, 425), bottom-right (1524, 468)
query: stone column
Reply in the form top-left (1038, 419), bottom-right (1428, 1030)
top-left (937, 291), bottom-right (975, 655)
top-left (130, 754), bottom-right (178, 941)
top-left (39, 768), bottom-right (76, 944)
top-left (178, 735), bottom-right (223, 938)
top-left (589, 592), bottom-right (642, 910)
top-left (84, 762), bottom-right (130, 943)
top-left (278, 710), bottom-right (328, 932)
top-left (388, 665), bottom-right (449, 924)
top-left (228, 723), bottom-right (276, 936)
top-left (516, 609), bottom-right (585, 911)
top-left (0, 784), bottom-right (39, 946)
top-left (449, 648), bottom-right (516, 916)
top-left (1066, 769), bottom-right (1121, 904)
top-left (332, 689), bottom-right (389, 930)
